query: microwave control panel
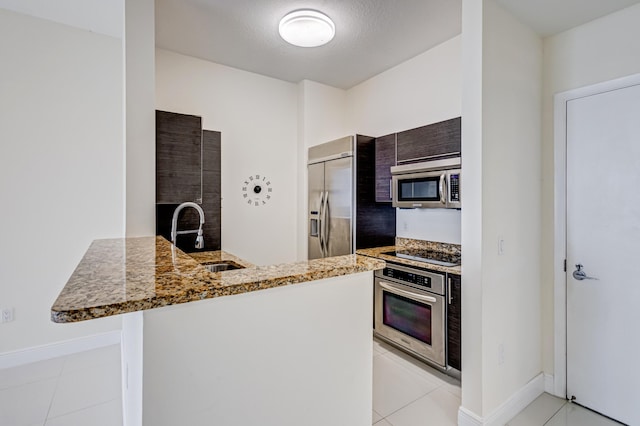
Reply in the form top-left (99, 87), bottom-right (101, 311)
top-left (449, 174), bottom-right (460, 203)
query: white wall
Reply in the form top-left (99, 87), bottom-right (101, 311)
top-left (541, 2), bottom-right (640, 377)
top-left (142, 272), bottom-right (373, 425)
top-left (124, 0), bottom-right (155, 237)
top-left (155, 49), bottom-right (298, 266)
top-left (460, 0), bottom-right (543, 420)
top-left (460, 0), bottom-right (484, 416)
top-left (0, 9), bottom-right (123, 353)
top-left (296, 80), bottom-right (349, 260)
top-left (480, 0), bottom-right (542, 415)
top-left (347, 36), bottom-right (463, 244)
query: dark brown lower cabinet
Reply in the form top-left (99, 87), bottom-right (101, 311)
top-left (447, 273), bottom-right (461, 370)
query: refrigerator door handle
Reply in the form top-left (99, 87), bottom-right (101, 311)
top-left (318, 191), bottom-right (325, 256)
top-left (323, 191), bottom-right (330, 257)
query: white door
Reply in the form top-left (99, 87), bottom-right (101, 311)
top-left (566, 82), bottom-right (640, 425)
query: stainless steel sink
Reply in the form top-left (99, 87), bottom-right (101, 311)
top-left (203, 262), bottom-right (244, 273)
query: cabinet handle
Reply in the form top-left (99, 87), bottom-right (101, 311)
top-left (389, 179), bottom-right (393, 200)
top-left (448, 277), bottom-right (452, 305)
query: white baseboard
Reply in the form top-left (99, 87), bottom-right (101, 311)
top-left (0, 331), bottom-right (122, 369)
top-left (544, 373), bottom-right (555, 395)
top-left (457, 373), bottom-right (545, 426)
top-left (458, 406), bottom-right (484, 426)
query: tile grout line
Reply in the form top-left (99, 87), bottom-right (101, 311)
top-left (45, 397), bottom-right (121, 422)
top-left (42, 355), bottom-right (68, 425)
top-left (541, 400), bottom-right (569, 426)
top-left (380, 350), bottom-right (453, 389)
top-left (376, 383), bottom-right (445, 422)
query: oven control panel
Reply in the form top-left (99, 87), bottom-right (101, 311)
top-left (377, 264), bottom-right (445, 295)
top-left (382, 268), bottom-right (431, 287)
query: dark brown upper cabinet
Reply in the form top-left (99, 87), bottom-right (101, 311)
top-left (156, 110), bottom-right (202, 204)
top-left (374, 133), bottom-right (396, 203)
top-left (396, 117), bottom-right (461, 164)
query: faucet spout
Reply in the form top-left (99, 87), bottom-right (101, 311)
top-left (170, 202), bottom-right (206, 249)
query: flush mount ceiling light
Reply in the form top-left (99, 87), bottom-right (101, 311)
top-left (278, 10), bottom-right (335, 47)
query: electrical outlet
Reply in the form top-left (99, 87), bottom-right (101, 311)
top-left (498, 343), bottom-right (505, 365)
top-left (1, 307), bottom-right (14, 323)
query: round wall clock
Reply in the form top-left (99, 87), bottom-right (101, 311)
top-left (242, 174), bottom-right (273, 206)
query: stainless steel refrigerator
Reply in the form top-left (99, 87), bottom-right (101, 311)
top-left (308, 135), bottom-right (395, 260)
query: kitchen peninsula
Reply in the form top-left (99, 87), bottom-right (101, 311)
top-left (51, 236), bottom-right (384, 426)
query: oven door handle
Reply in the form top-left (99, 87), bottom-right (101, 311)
top-left (379, 281), bottom-right (437, 303)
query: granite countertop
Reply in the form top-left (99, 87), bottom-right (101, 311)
top-left (357, 244), bottom-right (462, 275)
top-left (51, 236), bottom-right (385, 323)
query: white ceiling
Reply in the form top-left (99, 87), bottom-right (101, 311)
top-left (0, 0), bottom-right (122, 38)
top-left (496, 0), bottom-right (640, 37)
top-left (155, 0), bottom-right (640, 89)
top-left (2, 0), bottom-right (639, 89)
top-left (155, 0), bottom-right (463, 89)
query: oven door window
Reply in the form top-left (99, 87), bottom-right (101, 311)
top-left (382, 291), bottom-right (432, 345)
top-left (397, 177), bottom-right (440, 202)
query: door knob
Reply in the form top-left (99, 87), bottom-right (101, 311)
top-left (572, 264), bottom-right (598, 281)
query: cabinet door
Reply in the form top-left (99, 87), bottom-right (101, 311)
top-left (201, 130), bottom-right (221, 250)
top-left (396, 117), bottom-right (461, 164)
top-left (374, 134), bottom-right (396, 203)
top-left (447, 273), bottom-right (462, 370)
top-left (156, 110), bottom-right (202, 204)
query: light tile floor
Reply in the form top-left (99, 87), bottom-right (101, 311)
top-left (506, 392), bottom-right (623, 426)
top-left (0, 340), bottom-right (622, 426)
top-left (372, 338), bottom-right (461, 425)
top-left (0, 344), bottom-right (122, 426)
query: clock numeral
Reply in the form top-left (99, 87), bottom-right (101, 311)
top-left (266, 181), bottom-right (271, 186)
top-left (266, 195), bottom-right (271, 200)
top-left (268, 188), bottom-right (273, 193)
top-left (263, 177), bottom-right (266, 181)
top-left (247, 200), bottom-right (252, 205)
top-left (254, 201), bottom-right (259, 206)
top-left (244, 181), bottom-right (249, 185)
top-left (249, 176), bottom-right (254, 181)
top-left (255, 174), bottom-right (260, 179)
top-left (242, 187), bottom-right (247, 191)
top-left (262, 200), bottom-right (266, 205)
top-left (243, 194), bottom-right (248, 198)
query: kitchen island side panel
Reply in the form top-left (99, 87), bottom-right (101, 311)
top-left (141, 272), bottom-right (374, 426)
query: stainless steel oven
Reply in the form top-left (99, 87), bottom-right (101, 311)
top-left (374, 263), bottom-right (446, 369)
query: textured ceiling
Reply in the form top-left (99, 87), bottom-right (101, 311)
top-left (496, 0), bottom-right (640, 36)
top-left (155, 0), bottom-right (462, 89)
top-left (3, 0), bottom-right (638, 89)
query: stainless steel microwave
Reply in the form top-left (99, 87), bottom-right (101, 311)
top-left (391, 157), bottom-right (461, 209)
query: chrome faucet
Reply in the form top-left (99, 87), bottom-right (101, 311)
top-left (171, 202), bottom-right (206, 249)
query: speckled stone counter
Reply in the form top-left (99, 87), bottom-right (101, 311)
top-left (51, 236), bottom-right (385, 323)
top-left (357, 238), bottom-right (462, 275)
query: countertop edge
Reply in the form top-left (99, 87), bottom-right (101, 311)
top-left (51, 238), bottom-right (385, 324)
top-left (356, 246), bottom-right (462, 275)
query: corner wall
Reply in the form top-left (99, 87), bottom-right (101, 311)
top-left (480, 0), bottom-right (542, 415)
top-left (460, 0), bottom-right (543, 420)
top-left (155, 49), bottom-right (298, 266)
top-left (296, 80), bottom-right (349, 261)
top-left (0, 9), bottom-right (124, 353)
top-left (541, 2), bottom-right (640, 378)
top-left (346, 36), bottom-right (463, 244)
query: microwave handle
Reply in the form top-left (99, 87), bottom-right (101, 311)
top-left (439, 173), bottom-right (446, 204)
